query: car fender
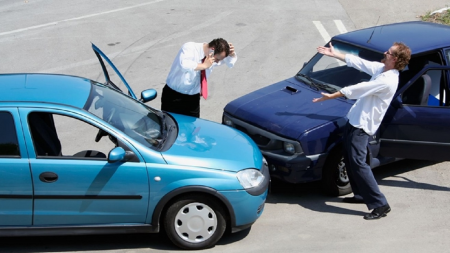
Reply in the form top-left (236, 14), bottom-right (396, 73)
top-left (150, 186), bottom-right (237, 232)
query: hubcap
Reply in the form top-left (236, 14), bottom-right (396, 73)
top-left (337, 157), bottom-right (349, 185)
top-left (174, 202), bottom-right (217, 243)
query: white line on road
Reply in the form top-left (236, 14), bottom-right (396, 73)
top-left (334, 20), bottom-right (348, 34)
top-left (0, 0), bottom-right (165, 37)
top-left (313, 21), bottom-right (331, 43)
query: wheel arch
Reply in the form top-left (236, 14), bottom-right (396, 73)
top-left (151, 186), bottom-right (236, 231)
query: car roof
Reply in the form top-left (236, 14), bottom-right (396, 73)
top-left (333, 21), bottom-right (450, 55)
top-left (0, 73), bottom-right (92, 109)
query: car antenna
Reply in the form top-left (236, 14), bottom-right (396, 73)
top-left (367, 16), bottom-right (381, 44)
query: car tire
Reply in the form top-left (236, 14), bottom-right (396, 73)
top-left (164, 194), bottom-right (226, 250)
top-left (322, 149), bottom-right (352, 196)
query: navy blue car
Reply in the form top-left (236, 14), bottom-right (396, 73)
top-left (223, 21), bottom-right (450, 196)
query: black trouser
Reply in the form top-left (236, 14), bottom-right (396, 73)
top-left (161, 84), bottom-right (200, 118)
top-left (343, 122), bottom-right (388, 210)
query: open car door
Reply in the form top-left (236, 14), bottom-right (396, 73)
top-left (380, 65), bottom-right (450, 161)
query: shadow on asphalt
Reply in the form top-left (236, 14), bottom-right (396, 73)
top-left (1, 228), bottom-right (250, 252)
top-left (266, 159), bottom-right (448, 216)
top-left (2, 160), bottom-right (446, 252)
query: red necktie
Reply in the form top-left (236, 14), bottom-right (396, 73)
top-left (200, 57), bottom-right (208, 99)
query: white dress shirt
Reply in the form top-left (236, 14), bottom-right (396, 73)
top-left (339, 54), bottom-right (399, 135)
top-left (166, 42), bottom-right (238, 95)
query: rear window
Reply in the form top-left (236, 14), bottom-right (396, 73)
top-left (0, 112), bottom-right (20, 157)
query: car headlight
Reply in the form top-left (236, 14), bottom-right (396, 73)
top-left (222, 114), bottom-right (235, 128)
top-left (283, 142), bottom-right (295, 155)
top-left (236, 169), bottom-right (265, 189)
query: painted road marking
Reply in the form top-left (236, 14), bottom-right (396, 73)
top-left (313, 20), bottom-right (348, 43)
top-left (313, 21), bottom-right (331, 43)
top-left (334, 20), bottom-right (348, 34)
top-left (0, 0), bottom-right (165, 37)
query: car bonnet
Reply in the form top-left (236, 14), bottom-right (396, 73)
top-left (224, 77), bottom-right (352, 140)
top-left (161, 114), bottom-right (263, 172)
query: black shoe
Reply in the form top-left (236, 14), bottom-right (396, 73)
top-left (342, 197), bottom-right (365, 204)
top-left (364, 204), bottom-right (391, 220)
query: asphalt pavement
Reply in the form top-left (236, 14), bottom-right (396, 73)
top-left (1, 0), bottom-right (450, 252)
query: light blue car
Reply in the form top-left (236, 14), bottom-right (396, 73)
top-left (0, 44), bottom-right (269, 250)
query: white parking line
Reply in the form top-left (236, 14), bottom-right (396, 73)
top-left (0, 0), bottom-right (165, 37)
top-left (314, 20), bottom-right (348, 66)
top-left (313, 21), bottom-right (331, 43)
top-left (334, 20), bottom-right (348, 34)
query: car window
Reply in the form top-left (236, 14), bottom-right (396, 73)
top-left (401, 68), bottom-right (447, 107)
top-left (446, 49), bottom-right (450, 64)
top-left (28, 112), bottom-right (116, 159)
top-left (298, 41), bottom-right (384, 89)
top-left (0, 112), bottom-right (20, 157)
top-left (84, 82), bottom-right (163, 149)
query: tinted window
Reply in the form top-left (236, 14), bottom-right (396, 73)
top-left (0, 112), bottom-right (20, 157)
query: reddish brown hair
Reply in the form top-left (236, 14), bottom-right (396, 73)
top-left (392, 42), bottom-right (411, 71)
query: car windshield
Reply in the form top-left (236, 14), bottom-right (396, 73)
top-left (297, 40), bottom-right (384, 92)
top-left (84, 82), bottom-right (163, 148)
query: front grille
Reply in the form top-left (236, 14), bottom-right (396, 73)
top-left (236, 125), bottom-right (271, 145)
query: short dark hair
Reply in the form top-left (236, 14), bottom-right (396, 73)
top-left (208, 38), bottom-right (230, 56)
top-left (392, 42), bottom-right (411, 71)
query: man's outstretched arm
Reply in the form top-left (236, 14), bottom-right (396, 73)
top-left (312, 91), bottom-right (345, 103)
top-left (317, 42), bottom-right (346, 62)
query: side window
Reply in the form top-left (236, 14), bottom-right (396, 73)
top-left (28, 112), bottom-right (116, 159)
top-left (0, 112), bottom-right (20, 157)
top-left (402, 69), bottom-right (447, 107)
top-left (446, 49), bottom-right (450, 64)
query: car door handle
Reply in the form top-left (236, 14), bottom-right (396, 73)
top-left (39, 172), bottom-right (59, 183)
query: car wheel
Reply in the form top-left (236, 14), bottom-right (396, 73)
top-left (164, 194), bottom-right (226, 250)
top-left (322, 149), bottom-right (352, 196)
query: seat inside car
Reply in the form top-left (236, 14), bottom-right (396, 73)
top-left (402, 74), bottom-right (432, 106)
top-left (29, 112), bottom-right (62, 157)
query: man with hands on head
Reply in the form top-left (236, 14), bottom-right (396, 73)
top-left (313, 41), bottom-right (411, 220)
top-left (161, 38), bottom-right (237, 118)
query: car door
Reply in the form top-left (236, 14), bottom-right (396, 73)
top-left (0, 109), bottom-right (33, 226)
top-left (19, 107), bottom-right (150, 226)
top-left (380, 64), bottom-right (450, 161)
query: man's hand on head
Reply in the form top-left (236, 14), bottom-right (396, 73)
top-left (229, 43), bottom-right (236, 57)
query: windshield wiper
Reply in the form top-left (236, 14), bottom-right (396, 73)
top-left (297, 73), bottom-right (320, 91)
top-left (316, 82), bottom-right (338, 93)
top-left (297, 73), bottom-right (338, 93)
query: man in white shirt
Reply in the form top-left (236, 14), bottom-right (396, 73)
top-left (313, 42), bottom-right (411, 220)
top-left (161, 38), bottom-right (237, 117)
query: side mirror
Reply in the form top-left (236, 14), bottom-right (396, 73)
top-left (108, 147), bottom-right (126, 163)
top-left (141, 89), bottom-right (157, 103)
top-left (391, 96), bottom-right (403, 109)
